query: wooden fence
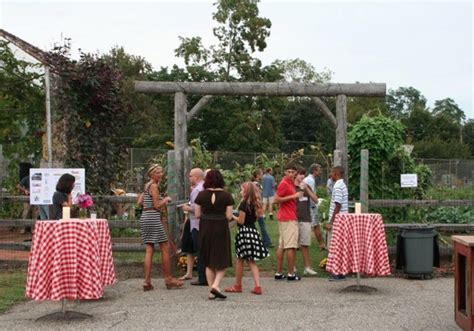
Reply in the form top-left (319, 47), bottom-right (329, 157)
top-left (1, 196), bottom-right (473, 254)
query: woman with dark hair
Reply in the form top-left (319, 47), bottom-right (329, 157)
top-left (52, 174), bottom-right (76, 220)
top-left (195, 169), bottom-right (234, 300)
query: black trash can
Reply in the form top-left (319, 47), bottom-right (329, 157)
top-left (396, 226), bottom-right (438, 279)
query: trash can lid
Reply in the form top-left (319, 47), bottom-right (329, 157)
top-left (399, 225), bottom-right (435, 230)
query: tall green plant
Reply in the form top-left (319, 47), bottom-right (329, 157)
top-left (348, 115), bottom-right (431, 200)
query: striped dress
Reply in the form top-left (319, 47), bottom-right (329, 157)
top-left (140, 189), bottom-right (168, 244)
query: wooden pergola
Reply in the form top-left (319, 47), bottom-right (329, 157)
top-left (134, 81), bottom-right (386, 205)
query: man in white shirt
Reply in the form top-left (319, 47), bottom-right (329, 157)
top-left (303, 164), bottom-right (326, 250)
top-left (326, 166), bottom-right (349, 281)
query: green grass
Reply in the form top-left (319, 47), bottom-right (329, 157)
top-left (0, 270), bottom-right (27, 313)
top-left (113, 218), bottom-right (330, 278)
top-left (227, 219), bottom-right (330, 277)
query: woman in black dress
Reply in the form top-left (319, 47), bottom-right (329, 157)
top-left (195, 170), bottom-right (234, 300)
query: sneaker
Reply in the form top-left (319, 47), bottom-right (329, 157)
top-left (303, 267), bottom-right (318, 276)
top-left (287, 274), bottom-right (301, 281)
top-left (328, 274), bottom-right (347, 282)
top-left (274, 273), bottom-right (286, 280)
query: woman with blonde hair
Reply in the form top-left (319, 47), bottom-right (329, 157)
top-left (225, 181), bottom-right (269, 295)
top-left (138, 164), bottom-right (184, 291)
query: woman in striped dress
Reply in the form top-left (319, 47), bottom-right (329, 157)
top-left (138, 164), bottom-right (184, 291)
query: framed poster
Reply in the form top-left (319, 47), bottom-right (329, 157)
top-left (29, 168), bottom-right (85, 205)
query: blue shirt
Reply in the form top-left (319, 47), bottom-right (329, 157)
top-left (262, 174), bottom-right (275, 198)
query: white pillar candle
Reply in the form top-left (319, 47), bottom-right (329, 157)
top-left (62, 206), bottom-right (70, 220)
top-left (355, 202), bottom-right (362, 214)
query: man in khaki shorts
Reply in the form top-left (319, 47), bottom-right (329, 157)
top-left (274, 163), bottom-right (303, 281)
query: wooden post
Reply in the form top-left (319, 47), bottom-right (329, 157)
top-left (44, 66), bottom-right (53, 167)
top-left (166, 151), bottom-right (178, 274)
top-left (174, 92), bottom-right (187, 202)
top-left (169, 92), bottom-right (187, 275)
top-left (333, 150), bottom-right (342, 167)
top-left (360, 149), bottom-right (369, 213)
top-left (336, 94), bottom-right (348, 184)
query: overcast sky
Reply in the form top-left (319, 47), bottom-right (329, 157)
top-left (1, 0), bottom-right (472, 119)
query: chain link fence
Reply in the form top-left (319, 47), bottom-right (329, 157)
top-left (416, 159), bottom-right (474, 188)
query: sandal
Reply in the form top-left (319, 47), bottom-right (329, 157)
top-left (210, 288), bottom-right (227, 299)
top-left (165, 279), bottom-right (184, 290)
top-left (224, 284), bottom-right (242, 293)
top-left (251, 286), bottom-right (262, 295)
top-left (179, 275), bottom-right (192, 281)
top-left (143, 283), bottom-right (154, 291)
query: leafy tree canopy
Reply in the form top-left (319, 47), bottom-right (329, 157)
top-left (0, 40), bottom-right (44, 188)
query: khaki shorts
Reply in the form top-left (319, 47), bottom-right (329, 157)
top-left (278, 220), bottom-right (298, 249)
top-left (263, 196), bottom-right (274, 204)
top-left (298, 222), bottom-right (312, 246)
top-left (310, 206), bottom-right (320, 227)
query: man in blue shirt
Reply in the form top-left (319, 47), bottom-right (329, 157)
top-left (262, 167), bottom-right (276, 220)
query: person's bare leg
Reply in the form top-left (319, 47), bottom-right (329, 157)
top-left (159, 242), bottom-right (172, 281)
top-left (211, 269), bottom-right (226, 291)
top-left (313, 225), bottom-right (326, 248)
top-left (268, 200), bottom-right (274, 218)
top-left (301, 245), bottom-right (311, 268)
top-left (206, 267), bottom-right (215, 288)
top-left (276, 246), bottom-right (284, 273)
top-left (180, 253), bottom-right (194, 280)
top-left (262, 200), bottom-right (268, 218)
top-left (287, 248), bottom-right (296, 274)
top-left (235, 258), bottom-right (244, 285)
top-left (248, 260), bottom-right (261, 287)
top-left (144, 244), bottom-right (154, 285)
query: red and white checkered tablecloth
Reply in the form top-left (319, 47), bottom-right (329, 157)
top-left (326, 213), bottom-right (391, 276)
top-left (26, 219), bottom-right (116, 301)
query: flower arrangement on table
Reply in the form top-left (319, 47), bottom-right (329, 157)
top-left (74, 193), bottom-right (94, 219)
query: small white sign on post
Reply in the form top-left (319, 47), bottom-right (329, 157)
top-left (401, 174), bottom-right (418, 188)
top-left (29, 168), bottom-right (86, 205)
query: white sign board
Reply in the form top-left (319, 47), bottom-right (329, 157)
top-left (29, 168), bottom-right (85, 205)
top-left (400, 174), bottom-right (418, 188)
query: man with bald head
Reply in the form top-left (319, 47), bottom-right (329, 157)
top-left (181, 168), bottom-right (207, 285)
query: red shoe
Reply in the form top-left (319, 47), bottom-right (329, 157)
top-left (224, 284), bottom-right (242, 293)
top-left (251, 286), bottom-right (262, 295)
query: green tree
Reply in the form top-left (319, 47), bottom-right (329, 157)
top-left (0, 40), bottom-right (44, 188)
top-left (386, 87), bottom-right (427, 120)
top-left (432, 98), bottom-right (466, 126)
top-left (413, 138), bottom-right (471, 159)
top-left (403, 108), bottom-right (433, 142)
top-left (175, 0), bottom-right (271, 81)
top-left (272, 58), bottom-right (332, 83)
top-left (463, 119), bottom-right (474, 156)
top-left (280, 99), bottom-right (334, 153)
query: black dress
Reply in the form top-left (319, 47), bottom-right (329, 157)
top-left (195, 189), bottom-right (234, 269)
top-left (235, 201), bottom-right (269, 260)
